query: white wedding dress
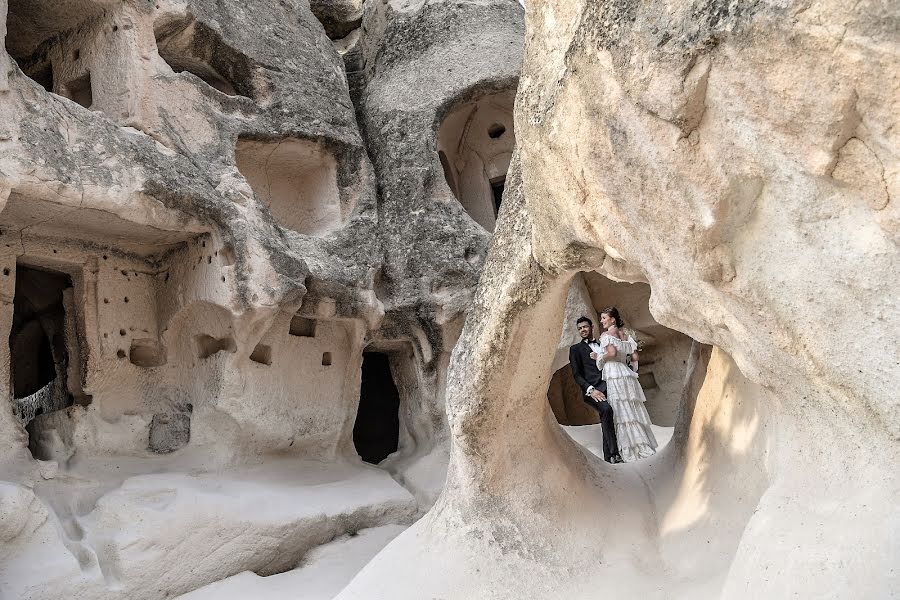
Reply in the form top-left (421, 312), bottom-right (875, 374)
top-left (596, 333), bottom-right (657, 462)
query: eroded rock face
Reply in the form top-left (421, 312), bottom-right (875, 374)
top-left (0, 0), bottom-right (524, 597)
top-left (338, 1), bottom-right (898, 599)
top-left (5, 0), bottom-right (894, 597)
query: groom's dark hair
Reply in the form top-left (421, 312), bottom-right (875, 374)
top-left (576, 316), bottom-right (593, 327)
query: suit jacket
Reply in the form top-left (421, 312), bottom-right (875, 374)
top-left (569, 340), bottom-right (607, 397)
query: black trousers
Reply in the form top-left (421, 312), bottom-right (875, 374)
top-left (583, 396), bottom-right (619, 462)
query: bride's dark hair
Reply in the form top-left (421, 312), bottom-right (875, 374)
top-left (601, 307), bottom-right (624, 328)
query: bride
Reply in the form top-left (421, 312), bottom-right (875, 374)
top-left (590, 307), bottom-right (658, 463)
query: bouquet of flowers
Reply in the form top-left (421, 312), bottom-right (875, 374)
top-left (622, 327), bottom-right (644, 352)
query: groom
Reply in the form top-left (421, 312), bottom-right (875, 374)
top-left (569, 316), bottom-right (622, 463)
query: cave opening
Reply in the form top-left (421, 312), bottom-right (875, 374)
top-left (9, 265), bottom-right (77, 434)
top-left (3, 0), bottom-right (113, 97)
top-left (550, 272), bottom-right (700, 463)
top-left (250, 343), bottom-right (273, 366)
top-left (563, 273), bottom-right (696, 427)
top-left (2, 2), bottom-right (64, 92)
top-left (436, 89), bottom-right (515, 232)
top-left (289, 315), bottom-right (316, 338)
top-left (235, 136), bottom-right (343, 236)
top-left (11, 52), bottom-right (54, 92)
top-left (353, 352), bottom-right (401, 465)
top-left (488, 123), bottom-right (506, 139)
top-left (194, 334), bottom-right (237, 359)
top-left (64, 72), bottom-right (93, 109)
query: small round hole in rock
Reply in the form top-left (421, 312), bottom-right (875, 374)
top-left (488, 123), bottom-right (506, 139)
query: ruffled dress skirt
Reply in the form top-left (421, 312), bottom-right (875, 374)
top-left (603, 361), bottom-right (657, 462)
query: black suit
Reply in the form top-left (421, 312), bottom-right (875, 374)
top-left (569, 340), bottom-right (620, 462)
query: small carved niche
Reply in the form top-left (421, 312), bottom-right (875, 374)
top-left (129, 339), bottom-right (167, 367)
top-left (249, 343), bottom-right (272, 366)
top-left (289, 316), bottom-right (316, 338)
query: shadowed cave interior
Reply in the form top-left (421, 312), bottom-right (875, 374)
top-left (354, 352), bottom-right (401, 465)
top-left (9, 264), bottom-right (82, 458)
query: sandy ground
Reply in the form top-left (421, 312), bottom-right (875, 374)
top-left (562, 423), bottom-right (675, 460)
top-left (175, 525), bottom-right (408, 600)
top-left (170, 425), bottom-right (675, 600)
top-left (0, 424), bottom-right (672, 599)
top-left (1, 459), bottom-right (417, 600)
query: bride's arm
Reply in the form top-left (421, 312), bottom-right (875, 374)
top-left (625, 336), bottom-right (639, 371)
top-left (596, 341), bottom-right (616, 369)
top-left (629, 350), bottom-right (639, 371)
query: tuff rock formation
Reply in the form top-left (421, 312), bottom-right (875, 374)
top-left (1, 0), bottom-right (897, 598)
top-left (338, 0), bottom-right (899, 599)
top-left (0, 0), bottom-right (525, 597)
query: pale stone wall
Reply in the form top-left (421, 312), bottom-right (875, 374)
top-left (337, 1), bottom-right (900, 598)
top-left (0, 0), bottom-right (526, 597)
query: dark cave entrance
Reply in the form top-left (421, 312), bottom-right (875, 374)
top-left (64, 71), bottom-right (93, 109)
top-left (353, 352), bottom-right (401, 464)
top-left (9, 265), bottom-right (75, 430)
top-left (490, 175), bottom-right (506, 216)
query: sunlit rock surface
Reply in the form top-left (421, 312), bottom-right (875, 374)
top-left (0, 0), bottom-right (523, 597)
top-left (2, 0), bottom-right (896, 598)
top-left (338, 1), bottom-right (899, 599)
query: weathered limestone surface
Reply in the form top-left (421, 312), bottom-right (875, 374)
top-left (0, 0), bottom-right (523, 597)
top-left (3, 0), bottom-right (896, 597)
top-left (339, 1), bottom-right (899, 598)
top-left (353, 0), bottom-right (524, 498)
